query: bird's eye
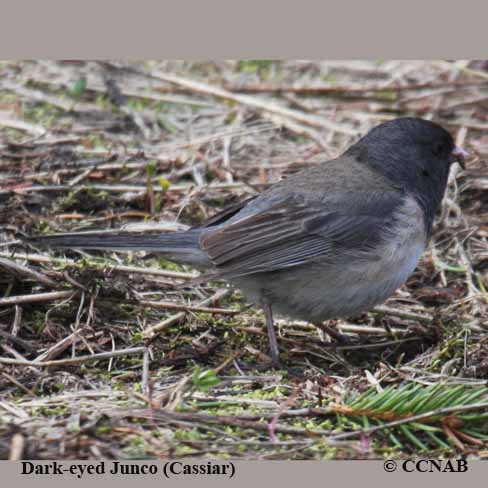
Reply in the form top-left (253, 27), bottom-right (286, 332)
top-left (433, 141), bottom-right (447, 157)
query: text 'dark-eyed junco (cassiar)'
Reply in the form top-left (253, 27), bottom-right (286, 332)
top-left (30, 117), bottom-right (468, 366)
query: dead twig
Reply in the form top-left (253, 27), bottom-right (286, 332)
top-left (0, 290), bottom-right (77, 307)
top-left (0, 328), bottom-right (35, 352)
top-left (0, 346), bottom-right (146, 367)
top-left (132, 408), bottom-right (332, 437)
top-left (222, 80), bottom-right (488, 95)
top-left (143, 288), bottom-right (231, 338)
top-left (0, 251), bottom-right (197, 280)
top-left (8, 433), bottom-right (25, 461)
top-left (0, 257), bottom-right (58, 288)
top-left (372, 305), bottom-right (433, 324)
top-left (151, 71), bottom-right (358, 136)
top-left (136, 298), bottom-right (238, 315)
top-left (0, 181), bottom-right (267, 197)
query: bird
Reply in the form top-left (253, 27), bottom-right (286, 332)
top-left (29, 117), bottom-right (468, 366)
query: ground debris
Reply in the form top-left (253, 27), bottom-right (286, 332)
top-left (0, 60), bottom-right (487, 460)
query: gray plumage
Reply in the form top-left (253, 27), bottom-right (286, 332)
top-left (30, 117), bottom-right (466, 364)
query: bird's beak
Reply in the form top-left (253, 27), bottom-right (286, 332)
top-left (451, 146), bottom-right (469, 169)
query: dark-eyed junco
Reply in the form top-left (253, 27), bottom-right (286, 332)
top-left (31, 118), bottom-right (468, 365)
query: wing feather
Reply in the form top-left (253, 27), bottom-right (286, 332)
top-left (199, 194), bottom-right (401, 278)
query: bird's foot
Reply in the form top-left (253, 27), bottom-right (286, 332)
top-left (315, 323), bottom-right (352, 345)
top-left (269, 351), bottom-right (283, 370)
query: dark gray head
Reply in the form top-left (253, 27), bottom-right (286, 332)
top-left (345, 117), bottom-right (466, 226)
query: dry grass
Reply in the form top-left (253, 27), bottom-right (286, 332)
top-left (0, 60), bottom-right (488, 460)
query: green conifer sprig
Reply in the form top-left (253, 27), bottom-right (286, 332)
top-left (333, 383), bottom-right (488, 451)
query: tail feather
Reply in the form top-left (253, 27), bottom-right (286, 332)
top-left (29, 229), bottom-right (210, 267)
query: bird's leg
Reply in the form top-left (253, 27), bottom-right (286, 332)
top-left (262, 301), bottom-right (281, 367)
top-left (314, 322), bottom-right (351, 344)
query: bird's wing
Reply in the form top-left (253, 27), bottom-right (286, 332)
top-left (199, 192), bottom-right (402, 279)
top-left (198, 195), bottom-right (259, 228)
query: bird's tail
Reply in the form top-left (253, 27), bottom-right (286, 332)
top-left (28, 229), bottom-right (210, 267)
